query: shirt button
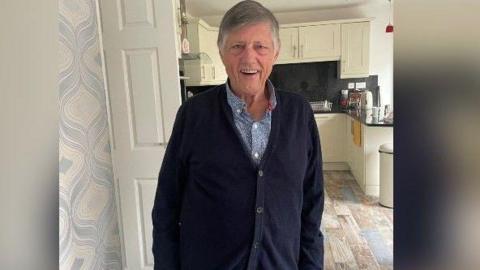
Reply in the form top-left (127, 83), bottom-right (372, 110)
top-left (253, 152), bottom-right (259, 159)
top-left (253, 123), bottom-right (258, 129)
top-left (258, 170), bottom-right (263, 177)
top-left (256, 207), bottom-right (263, 214)
top-left (236, 109), bottom-right (241, 114)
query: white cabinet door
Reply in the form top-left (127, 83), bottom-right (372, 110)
top-left (363, 125), bottom-right (393, 196)
top-left (346, 118), bottom-right (365, 189)
top-left (278, 27), bottom-right (299, 63)
top-left (340, 22), bottom-right (370, 78)
top-left (315, 115), bottom-right (334, 162)
top-left (184, 60), bottom-right (215, 86)
top-left (314, 114), bottom-right (346, 163)
top-left (203, 28), bottom-right (227, 83)
top-left (299, 24), bottom-right (341, 61)
top-left (100, 0), bottom-right (181, 269)
top-left (184, 19), bottom-right (226, 86)
top-left (278, 24), bottom-right (340, 64)
top-left (352, 124), bottom-right (366, 189)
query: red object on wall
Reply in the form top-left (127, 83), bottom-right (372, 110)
top-left (386, 23), bottom-right (394, 33)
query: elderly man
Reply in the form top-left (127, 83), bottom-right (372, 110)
top-left (152, 1), bottom-right (324, 269)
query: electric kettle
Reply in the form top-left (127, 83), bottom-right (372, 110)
top-left (361, 90), bottom-right (373, 110)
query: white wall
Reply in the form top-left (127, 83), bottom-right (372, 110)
top-left (0, 0), bottom-right (59, 269)
top-left (201, 1), bottom-right (394, 106)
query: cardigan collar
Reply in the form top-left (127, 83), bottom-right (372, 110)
top-left (220, 83), bottom-right (281, 170)
top-left (225, 79), bottom-right (277, 114)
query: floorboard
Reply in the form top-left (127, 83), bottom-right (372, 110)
top-left (322, 171), bottom-right (393, 269)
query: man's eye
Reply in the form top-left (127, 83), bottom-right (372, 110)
top-left (232, 44), bottom-right (243, 49)
top-left (256, 44), bottom-right (268, 50)
top-left (255, 44), bottom-right (270, 54)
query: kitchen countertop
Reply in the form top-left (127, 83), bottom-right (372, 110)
top-left (313, 108), bottom-right (394, 127)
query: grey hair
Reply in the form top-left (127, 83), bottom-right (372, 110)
top-left (217, 0), bottom-right (280, 52)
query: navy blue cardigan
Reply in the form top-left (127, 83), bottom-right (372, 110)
top-left (152, 85), bottom-right (324, 270)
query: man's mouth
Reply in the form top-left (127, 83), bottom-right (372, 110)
top-left (240, 69), bottom-right (259, 75)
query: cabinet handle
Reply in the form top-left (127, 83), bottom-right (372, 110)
top-left (300, 44), bottom-right (304, 58)
top-left (212, 66), bottom-right (215, 79)
top-left (201, 66), bottom-right (205, 79)
top-left (292, 45), bottom-right (296, 58)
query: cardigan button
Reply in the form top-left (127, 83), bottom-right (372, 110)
top-left (258, 170), bottom-right (263, 177)
top-left (256, 207), bottom-right (263, 214)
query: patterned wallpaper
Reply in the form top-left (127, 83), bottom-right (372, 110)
top-left (58, 0), bottom-right (122, 269)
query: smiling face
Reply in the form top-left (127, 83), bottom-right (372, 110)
top-left (220, 22), bottom-right (279, 97)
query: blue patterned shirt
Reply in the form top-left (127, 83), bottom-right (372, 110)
top-left (226, 80), bottom-right (277, 166)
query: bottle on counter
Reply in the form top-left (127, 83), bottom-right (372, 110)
top-left (340, 89), bottom-right (349, 109)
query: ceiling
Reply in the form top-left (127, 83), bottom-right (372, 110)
top-left (185, 0), bottom-right (369, 17)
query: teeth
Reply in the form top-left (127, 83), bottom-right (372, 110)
top-left (240, 69), bottom-right (257, 74)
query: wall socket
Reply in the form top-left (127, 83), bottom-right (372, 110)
top-left (348, 82), bottom-right (355, 89)
top-left (355, 82), bottom-right (366, 89)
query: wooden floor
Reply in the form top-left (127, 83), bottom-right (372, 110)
top-left (322, 171), bottom-right (393, 270)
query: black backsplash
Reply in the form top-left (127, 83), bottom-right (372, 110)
top-left (270, 61), bottom-right (379, 106)
top-left (186, 61), bottom-right (379, 107)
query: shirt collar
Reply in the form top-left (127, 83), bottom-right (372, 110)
top-left (225, 79), bottom-right (277, 113)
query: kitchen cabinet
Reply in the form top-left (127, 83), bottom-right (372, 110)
top-left (277, 27), bottom-right (298, 63)
top-left (340, 22), bottom-right (370, 78)
top-left (182, 18), bottom-right (371, 85)
top-left (314, 114), bottom-right (348, 170)
top-left (181, 18), bottom-right (371, 85)
top-left (346, 118), bottom-right (366, 189)
top-left (183, 19), bottom-right (227, 86)
top-left (315, 112), bottom-right (392, 196)
top-left (362, 124), bottom-right (393, 196)
top-left (278, 23), bottom-right (341, 64)
top-left (345, 117), bottom-right (393, 196)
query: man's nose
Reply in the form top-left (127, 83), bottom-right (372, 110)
top-left (240, 45), bottom-right (256, 59)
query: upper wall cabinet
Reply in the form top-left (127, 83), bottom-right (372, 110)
top-left (277, 27), bottom-right (298, 63)
top-left (278, 23), bottom-right (341, 64)
top-left (183, 19), bottom-right (227, 86)
top-left (339, 22), bottom-right (370, 78)
top-left (182, 18), bottom-right (372, 85)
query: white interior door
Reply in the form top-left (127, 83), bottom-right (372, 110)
top-left (98, 0), bottom-right (181, 269)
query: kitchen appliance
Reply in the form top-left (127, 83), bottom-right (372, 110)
top-left (361, 90), bottom-right (373, 109)
top-left (347, 91), bottom-right (362, 109)
top-left (340, 89), bottom-right (349, 109)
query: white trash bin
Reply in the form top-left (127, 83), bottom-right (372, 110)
top-left (379, 143), bottom-right (393, 208)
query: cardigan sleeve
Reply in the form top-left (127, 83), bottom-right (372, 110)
top-left (298, 113), bottom-right (325, 270)
top-left (151, 104), bottom-right (188, 270)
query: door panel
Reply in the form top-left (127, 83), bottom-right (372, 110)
top-left (99, 0), bottom-right (181, 268)
top-left (300, 24), bottom-right (340, 60)
top-left (340, 22), bottom-right (370, 78)
top-left (278, 27), bottom-right (298, 63)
